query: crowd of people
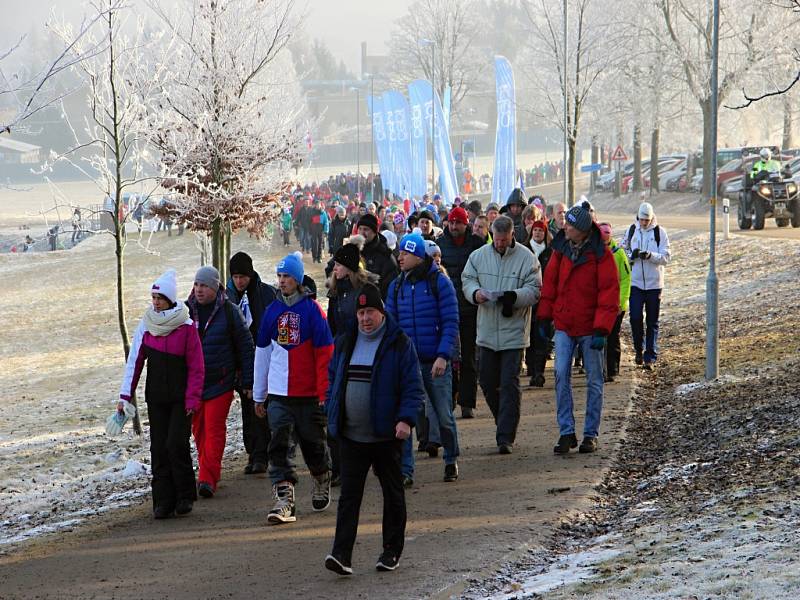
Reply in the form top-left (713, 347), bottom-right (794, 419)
top-left (117, 187), bottom-right (671, 575)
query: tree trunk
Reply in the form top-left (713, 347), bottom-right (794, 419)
top-left (211, 216), bottom-right (223, 275)
top-left (567, 138), bottom-right (577, 207)
top-left (783, 95), bottom-right (794, 150)
top-left (701, 99), bottom-right (714, 199)
top-left (650, 127), bottom-right (660, 195)
top-left (632, 124), bottom-right (643, 192)
top-left (591, 137), bottom-right (599, 193)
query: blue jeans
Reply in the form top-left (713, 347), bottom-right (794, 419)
top-left (629, 287), bottom-right (662, 363)
top-left (401, 362), bottom-right (459, 476)
top-left (553, 330), bottom-right (604, 438)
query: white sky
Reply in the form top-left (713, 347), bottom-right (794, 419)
top-left (0, 0), bottom-right (412, 72)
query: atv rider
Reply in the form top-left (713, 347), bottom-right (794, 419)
top-left (750, 148), bottom-right (781, 183)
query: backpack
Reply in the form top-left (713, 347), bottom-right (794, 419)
top-left (627, 223), bottom-right (660, 248)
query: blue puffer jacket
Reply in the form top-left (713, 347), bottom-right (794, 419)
top-left (384, 258), bottom-right (459, 362)
top-left (187, 289), bottom-right (255, 400)
top-left (326, 313), bottom-right (424, 439)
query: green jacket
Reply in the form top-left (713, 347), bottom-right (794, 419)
top-left (610, 239), bottom-right (631, 312)
top-left (751, 159), bottom-right (781, 178)
top-left (462, 240), bottom-right (542, 351)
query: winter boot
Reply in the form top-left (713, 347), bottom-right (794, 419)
top-left (312, 471), bottom-right (331, 512)
top-left (553, 433), bottom-right (578, 455)
top-left (268, 481), bottom-right (296, 524)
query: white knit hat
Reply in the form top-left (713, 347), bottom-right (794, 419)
top-left (151, 269), bottom-right (178, 304)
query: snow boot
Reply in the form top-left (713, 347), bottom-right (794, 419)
top-left (311, 471), bottom-right (331, 512)
top-left (268, 481), bottom-right (296, 524)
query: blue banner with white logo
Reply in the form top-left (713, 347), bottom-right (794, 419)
top-left (407, 84), bottom-right (429, 200)
top-left (381, 90), bottom-right (413, 198)
top-left (492, 56), bottom-right (517, 205)
top-left (368, 95), bottom-right (395, 198)
top-left (407, 79), bottom-right (458, 204)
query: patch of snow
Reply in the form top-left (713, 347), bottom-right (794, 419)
top-left (485, 547), bottom-right (623, 599)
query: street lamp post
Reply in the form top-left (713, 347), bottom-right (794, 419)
top-left (364, 73), bottom-right (375, 202)
top-left (563, 0), bottom-right (569, 206)
top-left (348, 86), bottom-right (362, 199)
top-left (706, 0), bottom-right (720, 381)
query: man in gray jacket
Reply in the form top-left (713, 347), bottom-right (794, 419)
top-left (462, 215), bottom-right (541, 454)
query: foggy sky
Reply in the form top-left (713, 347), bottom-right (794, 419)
top-left (0, 0), bottom-right (412, 73)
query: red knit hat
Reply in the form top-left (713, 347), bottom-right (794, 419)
top-left (531, 220), bottom-right (546, 231)
top-left (448, 206), bottom-right (469, 224)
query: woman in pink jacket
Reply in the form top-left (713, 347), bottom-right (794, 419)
top-left (119, 269), bottom-right (205, 519)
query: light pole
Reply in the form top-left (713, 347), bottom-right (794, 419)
top-left (364, 72), bottom-right (375, 202)
top-left (420, 38), bottom-right (435, 195)
top-left (706, 0), bottom-right (720, 381)
top-left (350, 86), bottom-right (361, 199)
top-left (563, 0), bottom-right (569, 206)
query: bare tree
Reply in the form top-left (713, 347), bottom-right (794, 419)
top-left (523, 0), bottom-right (618, 205)
top-left (656, 0), bottom-right (792, 197)
top-left (0, 9), bottom-right (110, 134)
top-left (150, 0), bottom-right (308, 283)
top-left (388, 0), bottom-right (484, 119)
top-left (46, 0), bottom-right (173, 433)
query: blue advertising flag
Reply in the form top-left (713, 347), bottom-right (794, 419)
top-left (368, 95), bottom-right (395, 198)
top-left (407, 79), bottom-right (458, 204)
top-left (407, 84), bottom-right (429, 199)
top-left (381, 90), bottom-right (413, 198)
top-left (492, 56), bottom-right (517, 205)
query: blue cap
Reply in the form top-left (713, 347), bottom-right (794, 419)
top-left (276, 252), bottom-right (304, 284)
top-left (398, 233), bottom-right (426, 259)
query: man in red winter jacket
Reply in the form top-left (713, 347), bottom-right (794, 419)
top-left (537, 205), bottom-right (619, 455)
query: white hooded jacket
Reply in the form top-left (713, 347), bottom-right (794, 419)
top-left (622, 217), bottom-right (670, 290)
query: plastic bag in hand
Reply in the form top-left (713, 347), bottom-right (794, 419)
top-left (105, 400), bottom-right (137, 436)
top-left (105, 411), bottom-right (127, 436)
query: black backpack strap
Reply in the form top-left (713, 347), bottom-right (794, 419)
top-left (626, 223), bottom-right (636, 247)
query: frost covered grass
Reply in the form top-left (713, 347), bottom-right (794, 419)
top-left (0, 182), bottom-right (271, 552)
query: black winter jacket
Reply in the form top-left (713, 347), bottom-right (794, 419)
top-left (436, 228), bottom-right (485, 316)
top-left (362, 234), bottom-right (399, 299)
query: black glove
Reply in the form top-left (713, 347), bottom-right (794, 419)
top-left (499, 290), bottom-right (517, 318)
top-left (639, 251), bottom-right (651, 260)
top-left (630, 249), bottom-right (640, 260)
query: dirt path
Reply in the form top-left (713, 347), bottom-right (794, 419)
top-left (0, 230), bottom-right (634, 600)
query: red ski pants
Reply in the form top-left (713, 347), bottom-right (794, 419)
top-left (192, 390), bottom-right (234, 489)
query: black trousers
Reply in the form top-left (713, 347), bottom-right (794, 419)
top-left (331, 437), bottom-right (406, 564)
top-left (240, 390), bottom-right (270, 466)
top-left (525, 307), bottom-right (553, 379)
top-left (457, 312), bottom-right (478, 409)
top-left (311, 230), bottom-right (324, 262)
top-left (478, 347), bottom-right (523, 446)
top-left (147, 401), bottom-right (196, 509)
top-left (605, 311), bottom-right (625, 377)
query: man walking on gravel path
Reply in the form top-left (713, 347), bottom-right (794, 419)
top-left (324, 283), bottom-right (424, 576)
top-left (537, 206), bottom-right (619, 455)
top-left (253, 253), bottom-right (334, 524)
top-left (462, 215), bottom-right (541, 455)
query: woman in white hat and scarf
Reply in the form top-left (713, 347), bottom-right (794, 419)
top-left (118, 269), bottom-right (205, 519)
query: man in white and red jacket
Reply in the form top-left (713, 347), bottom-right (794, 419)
top-left (254, 252), bottom-right (334, 525)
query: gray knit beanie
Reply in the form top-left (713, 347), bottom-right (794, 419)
top-left (195, 265), bottom-right (221, 289)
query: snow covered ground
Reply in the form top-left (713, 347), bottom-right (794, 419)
top-left (0, 182), bottom-right (271, 552)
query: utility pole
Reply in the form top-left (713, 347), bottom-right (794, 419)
top-left (563, 0), bottom-right (569, 206)
top-left (706, 0), bottom-right (720, 381)
top-left (356, 87), bottom-right (361, 199)
top-left (431, 43), bottom-right (436, 195)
